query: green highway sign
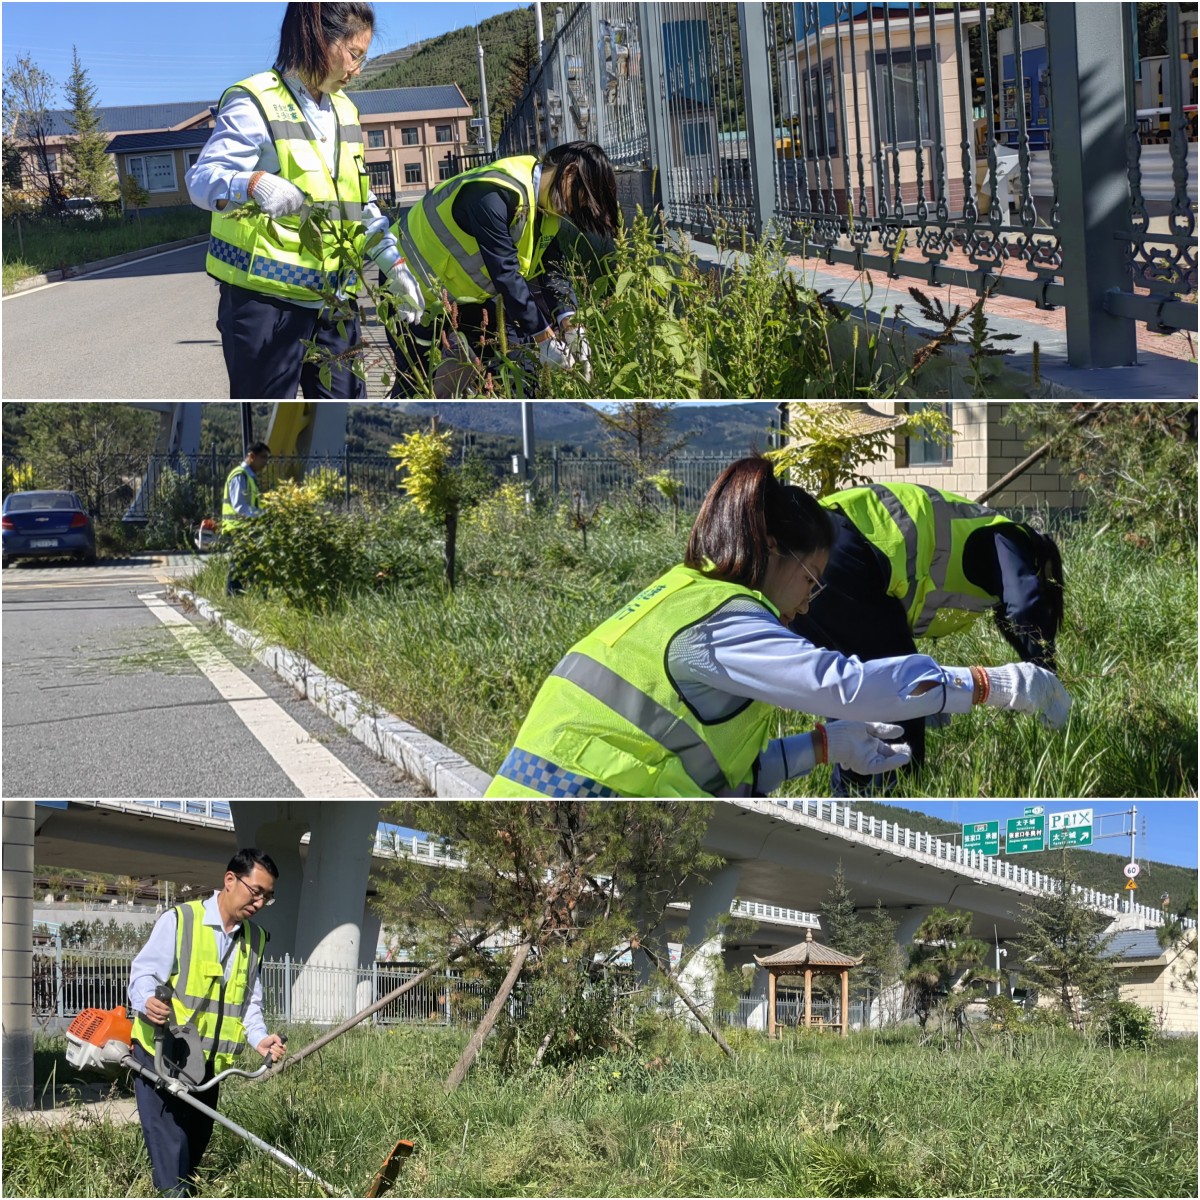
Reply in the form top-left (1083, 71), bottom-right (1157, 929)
top-left (962, 820), bottom-right (1000, 855)
top-left (1047, 807), bottom-right (1093, 848)
top-left (1006, 814), bottom-right (1045, 854)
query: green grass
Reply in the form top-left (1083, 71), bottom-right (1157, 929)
top-left (2, 208), bottom-right (209, 291)
top-left (4, 1024), bottom-right (1196, 1197)
top-left (185, 503), bottom-right (1197, 798)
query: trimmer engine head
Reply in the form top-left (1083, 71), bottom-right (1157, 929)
top-left (65, 1006), bottom-right (134, 1074)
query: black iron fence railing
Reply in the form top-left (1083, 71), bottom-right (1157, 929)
top-left (497, 2), bottom-right (1198, 361)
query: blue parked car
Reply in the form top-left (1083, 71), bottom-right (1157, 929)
top-left (2, 491), bottom-right (97, 567)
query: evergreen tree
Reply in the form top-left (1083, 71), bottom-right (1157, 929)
top-left (857, 900), bottom-right (906, 1026)
top-left (819, 860), bottom-right (861, 953)
top-left (1010, 850), bottom-right (1116, 1030)
top-left (62, 47), bottom-right (116, 200)
top-left (373, 800), bottom-right (724, 1087)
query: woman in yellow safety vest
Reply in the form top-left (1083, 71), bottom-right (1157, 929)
top-left (485, 456), bottom-right (1072, 799)
top-left (186, 3), bottom-right (424, 399)
top-left (791, 483), bottom-right (1066, 790)
top-left (387, 141), bottom-right (618, 397)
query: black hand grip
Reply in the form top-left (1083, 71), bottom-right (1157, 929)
top-left (154, 983), bottom-right (173, 1005)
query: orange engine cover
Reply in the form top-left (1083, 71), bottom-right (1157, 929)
top-left (67, 1006), bottom-right (133, 1048)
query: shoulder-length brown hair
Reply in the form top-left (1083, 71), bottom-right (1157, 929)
top-left (685, 456), bottom-right (833, 589)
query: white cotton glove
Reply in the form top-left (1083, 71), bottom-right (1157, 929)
top-left (821, 721), bottom-right (912, 775)
top-left (381, 260), bottom-right (425, 325)
top-left (982, 662), bottom-right (1072, 730)
top-left (249, 173), bottom-right (308, 218)
top-left (562, 326), bottom-right (591, 381)
top-left (538, 333), bottom-right (575, 369)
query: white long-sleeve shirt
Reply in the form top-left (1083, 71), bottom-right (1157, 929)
top-left (186, 72), bottom-right (398, 307)
top-left (128, 891), bottom-right (268, 1050)
top-left (667, 603), bottom-right (976, 793)
top-left (226, 464), bottom-right (262, 519)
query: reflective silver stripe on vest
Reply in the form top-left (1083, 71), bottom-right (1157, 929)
top-left (551, 651), bottom-right (731, 796)
top-left (913, 486), bottom-right (997, 635)
top-left (419, 169), bottom-right (534, 293)
top-left (263, 118), bottom-right (312, 143)
top-left (867, 485), bottom-right (919, 615)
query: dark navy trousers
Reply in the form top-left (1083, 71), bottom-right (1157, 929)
top-left (133, 1041), bottom-right (220, 1197)
top-left (217, 283), bottom-right (366, 399)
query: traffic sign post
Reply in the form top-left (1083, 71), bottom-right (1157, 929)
top-left (962, 821), bottom-right (1000, 855)
top-left (1047, 808), bottom-right (1093, 848)
top-left (1006, 814), bottom-right (1045, 854)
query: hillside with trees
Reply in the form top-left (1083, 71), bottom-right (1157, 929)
top-left (362, 5), bottom-right (537, 146)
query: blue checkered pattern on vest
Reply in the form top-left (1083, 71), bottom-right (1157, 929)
top-left (495, 748), bottom-right (618, 797)
top-left (208, 237), bottom-right (357, 293)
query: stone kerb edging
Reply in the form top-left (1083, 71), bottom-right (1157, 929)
top-left (170, 585), bottom-right (491, 798)
top-left (6, 234), bottom-right (209, 294)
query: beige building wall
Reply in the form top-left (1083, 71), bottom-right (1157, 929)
top-left (846, 401), bottom-right (1090, 510)
top-left (1114, 950), bottom-right (1198, 1036)
top-left (362, 109), bottom-right (471, 204)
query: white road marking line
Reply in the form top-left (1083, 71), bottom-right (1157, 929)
top-left (137, 592), bottom-right (376, 798)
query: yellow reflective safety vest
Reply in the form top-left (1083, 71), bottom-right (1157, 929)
top-left (206, 71), bottom-right (368, 303)
top-left (131, 900), bottom-right (267, 1074)
top-left (221, 464), bottom-right (262, 534)
top-left (486, 565), bottom-right (780, 798)
top-left (823, 483), bottom-right (1016, 639)
top-left (397, 155), bottom-right (560, 305)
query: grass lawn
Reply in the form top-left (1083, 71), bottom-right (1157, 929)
top-left (3, 1023), bottom-right (1195, 1197)
top-left (1, 208), bottom-right (209, 291)
top-left (186, 500), bottom-right (1198, 798)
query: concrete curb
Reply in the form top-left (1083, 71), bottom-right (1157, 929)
top-left (5, 234), bottom-right (208, 294)
top-left (169, 585), bottom-right (492, 798)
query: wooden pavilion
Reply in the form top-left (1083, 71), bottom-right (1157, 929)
top-left (754, 928), bottom-right (864, 1038)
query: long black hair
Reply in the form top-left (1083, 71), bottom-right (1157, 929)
top-left (686, 456), bottom-right (834, 589)
top-left (541, 141), bottom-right (619, 239)
top-left (274, 2), bottom-right (375, 90)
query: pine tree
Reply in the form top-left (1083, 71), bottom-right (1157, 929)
top-left (1010, 850), bottom-right (1117, 1030)
top-left (62, 47), bottom-right (116, 200)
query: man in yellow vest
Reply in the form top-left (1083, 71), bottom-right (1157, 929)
top-left (792, 481), bottom-right (1066, 790)
top-left (128, 849), bottom-right (285, 1196)
top-left (222, 441), bottom-right (270, 596)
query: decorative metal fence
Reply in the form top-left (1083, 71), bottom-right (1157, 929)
top-left (497, 2), bottom-right (1198, 365)
top-left (122, 448), bottom-right (742, 525)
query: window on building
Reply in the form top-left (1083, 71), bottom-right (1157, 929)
top-left (438, 158), bottom-right (455, 181)
top-left (127, 152), bottom-right (178, 193)
top-left (401, 127), bottom-right (420, 146)
top-left (681, 119), bottom-right (711, 158)
top-left (367, 129), bottom-right (386, 149)
top-left (186, 151), bottom-right (202, 170)
top-left (404, 161), bottom-right (422, 185)
top-left (871, 47), bottom-right (935, 147)
top-left (366, 161), bottom-right (394, 202)
top-left (435, 124), bottom-right (453, 143)
top-left (906, 402), bottom-right (953, 466)
top-left (801, 59), bottom-right (838, 158)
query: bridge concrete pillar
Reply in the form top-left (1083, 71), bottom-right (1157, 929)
top-left (292, 803), bottom-right (381, 1022)
top-left (676, 864), bottom-right (743, 1020)
top-left (3, 802), bottom-right (35, 1109)
top-left (231, 802), bottom-right (311, 958)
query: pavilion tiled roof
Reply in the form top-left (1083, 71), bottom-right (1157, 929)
top-left (753, 927), bottom-right (863, 969)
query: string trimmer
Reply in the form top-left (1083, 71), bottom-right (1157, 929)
top-left (64, 987), bottom-right (411, 1197)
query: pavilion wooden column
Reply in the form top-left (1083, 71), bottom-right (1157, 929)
top-left (840, 968), bottom-right (850, 1037)
top-left (804, 967), bottom-right (812, 1028)
top-left (767, 967), bottom-right (777, 1039)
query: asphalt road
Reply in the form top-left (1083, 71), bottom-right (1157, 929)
top-left (1, 557), bottom-right (427, 799)
top-left (1, 242), bottom-right (392, 399)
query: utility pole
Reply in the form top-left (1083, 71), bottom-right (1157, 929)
top-left (521, 401), bottom-right (537, 509)
top-left (476, 34), bottom-right (493, 155)
top-left (1128, 804), bottom-right (1137, 913)
top-left (534, 1), bottom-right (546, 60)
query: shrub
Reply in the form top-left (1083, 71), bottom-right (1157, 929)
top-left (1098, 998), bottom-right (1159, 1049)
top-left (229, 480), bottom-right (370, 608)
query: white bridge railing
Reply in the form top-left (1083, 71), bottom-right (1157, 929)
top-left (767, 800), bottom-right (1193, 930)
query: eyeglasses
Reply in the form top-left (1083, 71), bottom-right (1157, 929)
top-left (235, 876), bottom-right (276, 907)
top-left (345, 45), bottom-right (368, 68)
top-left (779, 549), bottom-right (827, 601)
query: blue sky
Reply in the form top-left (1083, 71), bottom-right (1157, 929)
top-left (878, 801), bottom-right (1198, 873)
top-left (1, 1), bottom-right (528, 107)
